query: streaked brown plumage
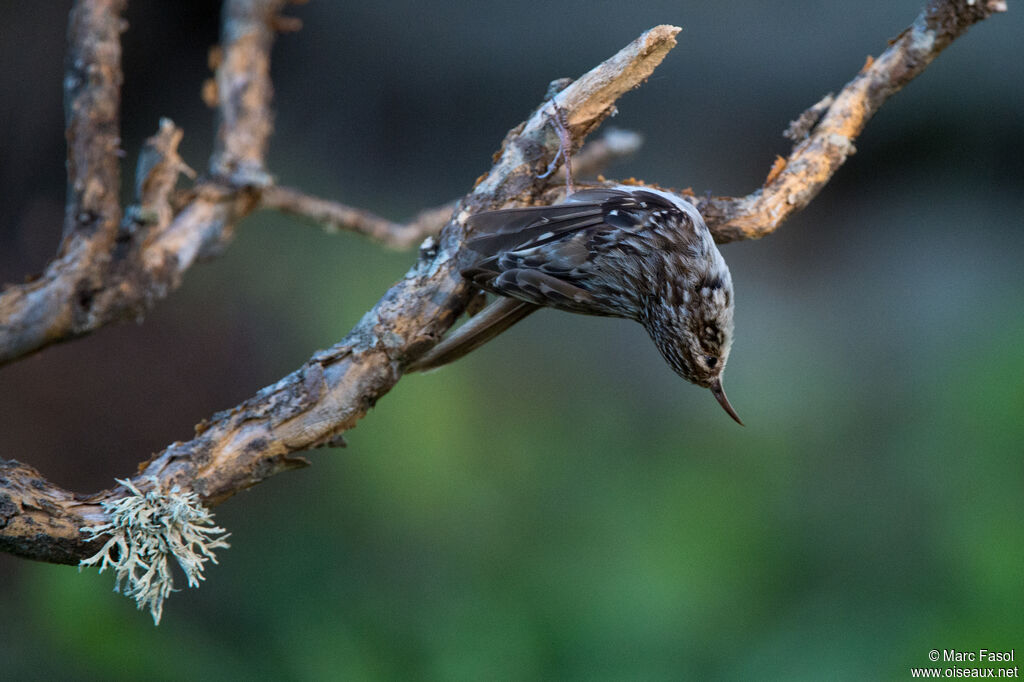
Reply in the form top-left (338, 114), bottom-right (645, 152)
top-left (411, 185), bottom-right (742, 424)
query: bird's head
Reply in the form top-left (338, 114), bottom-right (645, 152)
top-left (642, 253), bottom-right (742, 425)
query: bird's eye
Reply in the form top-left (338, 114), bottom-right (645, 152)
top-left (705, 356), bottom-right (717, 367)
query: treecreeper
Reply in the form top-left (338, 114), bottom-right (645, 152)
top-left (411, 182), bottom-right (742, 425)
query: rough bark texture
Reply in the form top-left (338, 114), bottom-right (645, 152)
top-left (695, 0), bottom-right (1009, 243)
top-left (0, 0), bottom-right (126, 363)
top-left (0, 1), bottom-right (1007, 564)
top-left (0, 0), bottom-right (288, 366)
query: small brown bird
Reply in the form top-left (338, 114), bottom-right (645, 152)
top-left (411, 184), bottom-right (742, 424)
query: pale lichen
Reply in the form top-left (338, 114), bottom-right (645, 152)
top-left (79, 477), bottom-right (230, 625)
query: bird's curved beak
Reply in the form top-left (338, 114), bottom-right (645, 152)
top-left (710, 378), bottom-right (744, 426)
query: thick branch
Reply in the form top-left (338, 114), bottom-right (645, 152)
top-left (696, 0), bottom-right (1007, 243)
top-left (1, 24), bottom-right (682, 564)
top-left (0, 0), bottom-right (291, 366)
top-left (0, 0), bottom-right (126, 363)
top-left (61, 0), bottom-right (126, 252)
top-left (0, 461), bottom-right (101, 565)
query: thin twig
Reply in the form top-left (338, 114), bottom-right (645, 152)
top-left (571, 128), bottom-right (644, 179)
top-left (259, 127), bottom-right (643, 248)
top-left (260, 128), bottom-right (643, 248)
top-left (260, 186), bottom-right (456, 249)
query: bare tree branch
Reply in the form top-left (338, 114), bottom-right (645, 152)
top-left (696, 0), bottom-right (1008, 243)
top-left (260, 186), bottom-right (458, 249)
top-left (0, 0), bottom-right (126, 363)
top-left (0, 23), bottom-right (683, 564)
top-left (131, 118), bottom-right (197, 227)
top-left (570, 128), bottom-right (644, 179)
top-left (61, 0), bottom-right (126, 252)
top-left (258, 128), bottom-right (644, 248)
top-left (0, 1), bottom-right (1007, 566)
top-left (210, 0), bottom-right (283, 186)
top-left (0, 0), bottom-right (292, 366)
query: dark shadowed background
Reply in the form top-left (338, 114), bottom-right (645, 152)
top-left (2, 2), bottom-right (1022, 679)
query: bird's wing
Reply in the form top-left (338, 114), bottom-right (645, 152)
top-left (463, 188), bottom-right (692, 314)
top-left (464, 203), bottom-right (606, 257)
top-left (409, 189), bottom-right (698, 372)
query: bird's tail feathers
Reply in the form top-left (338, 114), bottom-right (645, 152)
top-left (407, 298), bottom-right (538, 373)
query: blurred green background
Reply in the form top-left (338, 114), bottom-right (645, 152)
top-left (1, 1), bottom-right (1022, 680)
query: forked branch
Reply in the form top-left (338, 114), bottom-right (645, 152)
top-left (0, 0), bottom-right (292, 366)
top-left (258, 128), bottom-right (645, 248)
top-left (696, 0), bottom-right (1008, 242)
top-left (0, 1), bottom-right (1006, 566)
